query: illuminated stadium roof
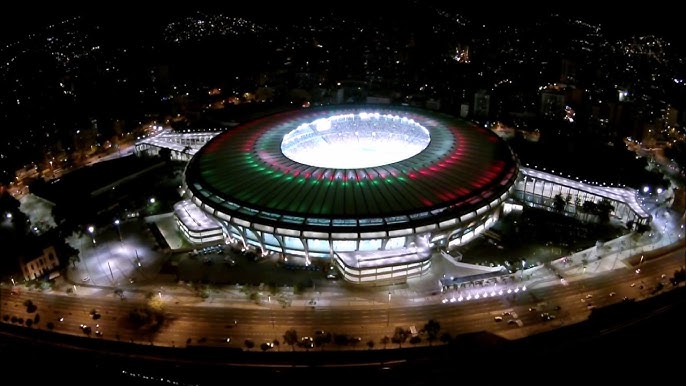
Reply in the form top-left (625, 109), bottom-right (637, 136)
top-left (184, 105), bottom-right (518, 232)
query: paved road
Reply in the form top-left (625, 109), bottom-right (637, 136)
top-left (2, 239), bottom-right (683, 353)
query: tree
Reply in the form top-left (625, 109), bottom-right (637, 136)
top-left (581, 200), bottom-right (597, 221)
top-left (553, 194), bottom-right (565, 212)
top-left (596, 199), bottom-right (614, 223)
top-left (244, 339), bottom-right (255, 350)
top-left (424, 319), bottom-right (441, 346)
top-left (635, 222), bottom-right (651, 234)
top-left (158, 147), bottom-right (172, 162)
top-left (0, 189), bottom-right (29, 235)
top-left (439, 332), bottom-right (452, 344)
top-left (255, 86), bottom-right (275, 102)
top-left (314, 332), bottom-right (332, 348)
top-left (391, 326), bottom-right (408, 348)
top-left (0, 188), bottom-right (20, 212)
top-left (283, 329), bottom-right (298, 351)
top-left (366, 340), bottom-right (375, 350)
top-left (333, 333), bottom-right (349, 347)
top-left (69, 254), bottom-right (80, 269)
top-left (380, 336), bottom-right (390, 348)
top-left (289, 88), bottom-right (311, 105)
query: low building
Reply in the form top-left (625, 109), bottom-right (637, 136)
top-left (20, 245), bottom-right (60, 281)
top-left (174, 199), bottom-right (225, 245)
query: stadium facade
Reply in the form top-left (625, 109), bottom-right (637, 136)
top-left (181, 105), bottom-right (519, 285)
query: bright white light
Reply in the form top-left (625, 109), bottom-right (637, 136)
top-left (314, 118), bottom-right (331, 132)
top-left (281, 112), bottom-right (431, 169)
top-left (514, 287), bottom-right (519, 293)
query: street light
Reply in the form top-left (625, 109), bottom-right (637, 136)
top-left (87, 225), bottom-right (96, 245)
top-left (114, 219), bottom-right (122, 242)
top-left (107, 260), bottom-right (115, 283)
top-left (521, 260), bottom-right (526, 280)
top-left (386, 291), bottom-right (391, 327)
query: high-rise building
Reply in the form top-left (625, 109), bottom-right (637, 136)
top-left (473, 90), bottom-right (490, 118)
top-left (540, 90), bottom-right (565, 119)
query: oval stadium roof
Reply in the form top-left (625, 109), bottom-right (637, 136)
top-left (185, 105), bottom-right (518, 228)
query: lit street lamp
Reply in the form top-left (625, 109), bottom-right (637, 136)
top-left (387, 291), bottom-right (391, 327)
top-left (114, 219), bottom-right (122, 242)
top-left (87, 225), bottom-right (96, 245)
top-left (521, 260), bottom-right (526, 280)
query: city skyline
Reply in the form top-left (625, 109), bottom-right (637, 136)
top-left (2, 5), bottom-right (684, 175)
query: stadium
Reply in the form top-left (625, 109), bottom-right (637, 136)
top-left (181, 105), bottom-right (519, 285)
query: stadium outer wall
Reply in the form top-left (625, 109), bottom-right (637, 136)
top-left (181, 105), bottom-right (519, 285)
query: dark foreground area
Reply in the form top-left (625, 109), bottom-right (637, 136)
top-left (2, 286), bottom-right (685, 385)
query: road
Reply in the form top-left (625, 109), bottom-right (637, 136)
top-left (2, 243), bottom-right (684, 354)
